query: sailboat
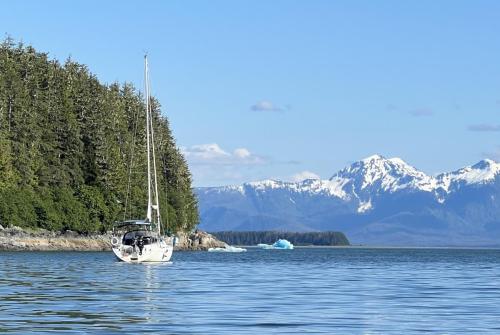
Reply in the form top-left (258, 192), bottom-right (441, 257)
top-left (110, 56), bottom-right (174, 263)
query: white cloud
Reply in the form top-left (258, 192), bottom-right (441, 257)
top-left (234, 148), bottom-right (251, 159)
top-left (182, 143), bottom-right (270, 186)
top-left (291, 170), bottom-right (320, 182)
top-left (250, 100), bottom-right (284, 112)
top-left (182, 143), bottom-right (304, 186)
top-left (183, 143), bottom-right (230, 160)
top-left (182, 143), bottom-right (265, 166)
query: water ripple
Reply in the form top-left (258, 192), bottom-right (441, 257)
top-left (1, 248), bottom-right (500, 334)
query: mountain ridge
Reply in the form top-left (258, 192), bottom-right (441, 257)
top-left (195, 155), bottom-right (500, 246)
top-left (200, 155), bottom-right (500, 208)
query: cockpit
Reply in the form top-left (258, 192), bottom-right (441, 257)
top-left (122, 231), bottom-right (158, 246)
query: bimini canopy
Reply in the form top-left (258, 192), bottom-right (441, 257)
top-left (113, 219), bottom-right (152, 228)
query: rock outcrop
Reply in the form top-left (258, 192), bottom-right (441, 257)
top-left (0, 226), bottom-right (226, 251)
top-left (0, 227), bottom-right (110, 251)
top-left (174, 230), bottom-right (227, 251)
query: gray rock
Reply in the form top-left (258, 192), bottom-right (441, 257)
top-left (7, 226), bottom-right (25, 237)
top-left (173, 230), bottom-right (227, 251)
top-left (63, 230), bottom-right (78, 237)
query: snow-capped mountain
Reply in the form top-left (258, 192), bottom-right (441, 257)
top-left (436, 159), bottom-right (500, 193)
top-left (332, 154), bottom-right (436, 193)
top-left (196, 155), bottom-right (500, 246)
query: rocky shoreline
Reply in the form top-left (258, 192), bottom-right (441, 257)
top-left (0, 225), bottom-right (227, 252)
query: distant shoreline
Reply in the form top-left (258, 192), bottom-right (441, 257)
top-left (210, 231), bottom-right (350, 247)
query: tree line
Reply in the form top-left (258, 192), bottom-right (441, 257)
top-left (0, 39), bottom-right (198, 233)
top-left (211, 231), bottom-right (350, 246)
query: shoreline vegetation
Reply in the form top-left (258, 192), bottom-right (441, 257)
top-left (0, 225), bottom-right (226, 251)
top-left (0, 40), bottom-right (198, 236)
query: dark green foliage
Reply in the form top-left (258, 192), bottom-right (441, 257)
top-left (0, 39), bottom-right (198, 233)
top-left (0, 187), bottom-right (37, 229)
top-left (212, 231), bottom-right (350, 246)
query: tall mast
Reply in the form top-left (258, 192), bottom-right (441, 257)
top-left (148, 69), bottom-right (162, 236)
top-left (144, 55), bottom-right (152, 222)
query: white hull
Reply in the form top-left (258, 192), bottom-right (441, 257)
top-left (113, 242), bottom-right (174, 263)
top-left (112, 238), bottom-right (173, 263)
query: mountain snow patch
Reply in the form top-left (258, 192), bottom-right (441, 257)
top-left (357, 199), bottom-right (373, 213)
top-left (436, 159), bottom-right (500, 192)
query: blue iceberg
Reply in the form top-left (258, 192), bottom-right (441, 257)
top-left (273, 239), bottom-right (294, 249)
top-left (257, 239), bottom-right (294, 250)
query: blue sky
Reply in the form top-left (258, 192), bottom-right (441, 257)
top-left (3, 1), bottom-right (500, 186)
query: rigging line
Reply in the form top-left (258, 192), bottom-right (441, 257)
top-left (164, 166), bottom-right (169, 234)
top-left (144, 55), bottom-right (152, 222)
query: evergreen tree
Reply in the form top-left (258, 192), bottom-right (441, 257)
top-left (0, 40), bottom-right (199, 233)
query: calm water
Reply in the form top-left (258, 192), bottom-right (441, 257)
top-left (1, 248), bottom-right (500, 334)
